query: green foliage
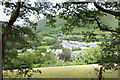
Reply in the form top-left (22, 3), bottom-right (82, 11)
top-left (3, 51), bottom-right (42, 70)
top-left (44, 52), bottom-right (55, 61)
top-left (38, 52), bottom-right (59, 66)
top-left (98, 34), bottom-right (120, 70)
top-left (58, 50), bottom-right (71, 61)
top-left (45, 38), bottom-right (57, 46)
top-left (44, 2), bottom-right (120, 75)
top-left (3, 49), bottom-right (18, 70)
top-left (37, 48), bottom-right (46, 53)
top-left (15, 52), bottom-right (36, 69)
top-left (50, 41), bottom-right (63, 49)
top-left (21, 48), bottom-right (27, 53)
top-left (36, 50), bottom-right (41, 56)
top-left (30, 40), bottom-right (42, 47)
top-left (2, 1), bottom-right (52, 78)
top-left (75, 46), bottom-right (102, 64)
top-left (72, 47), bottom-right (81, 51)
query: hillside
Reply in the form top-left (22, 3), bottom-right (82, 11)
top-left (99, 14), bottom-right (118, 29)
top-left (36, 14), bottom-right (118, 34)
top-left (17, 14), bottom-right (118, 53)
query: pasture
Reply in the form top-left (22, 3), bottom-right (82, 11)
top-left (4, 64), bottom-right (118, 78)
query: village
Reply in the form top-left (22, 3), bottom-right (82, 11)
top-left (23, 39), bottom-right (98, 61)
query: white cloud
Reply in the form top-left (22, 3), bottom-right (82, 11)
top-left (0, 5), bottom-right (10, 22)
top-left (88, 3), bottom-right (96, 9)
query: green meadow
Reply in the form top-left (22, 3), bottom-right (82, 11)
top-left (4, 65), bottom-right (118, 78)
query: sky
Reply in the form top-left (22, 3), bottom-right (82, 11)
top-left (0, 0), bottom-right (95, 24)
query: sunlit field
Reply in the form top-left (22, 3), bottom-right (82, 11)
top-left (4, 64), bottom-right (118, 78)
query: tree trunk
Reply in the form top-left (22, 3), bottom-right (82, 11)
top-left (0, 20), bottom-right (3, 80)
top-left (2, 2), bottom-right (21, 58)
top-left (0, 54), bottom-right (2, 80)
top-left (1, 1), bottom-right (21, 80)
top-left (98, 66), bottom-right (103, 80)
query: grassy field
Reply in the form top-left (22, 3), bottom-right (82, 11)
top-left (17, 50), bottom-right (22, 53)
top-left (4, 64), bottom-right (118, 78)
top-left (37, 46), bottom-right (52, 49)
top-left (43, 36), bottom-right (54, 40)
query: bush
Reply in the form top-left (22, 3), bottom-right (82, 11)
top-left (16, 52), bottom-right (37, 69)
top-left (3, 49), bottom-right (18, 70)
top-left (3, 50), bottom-right (36, 70)
top-left (22, 48), bottom-right (27, 53)
top-left (75, 46), bottom-right (102, 64)
top-left (58, 52), bottom-right (71, 61)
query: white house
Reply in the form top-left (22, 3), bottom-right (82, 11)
top-left (46, 49), bottom-right (52, 52)
top-left (54, 49), bottom-right (63, 56)
top-left (41, 53), bottom-right (45, 57)
top-left (27, 49), bottom-right (35, 53)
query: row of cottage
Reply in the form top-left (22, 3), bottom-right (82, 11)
top-left (61, 40), bottom-right (97, 50)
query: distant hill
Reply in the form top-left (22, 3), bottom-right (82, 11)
top-left (36, 14), bottom-right (118, 35)
top-left (99, 14), bottom-right (118, 29)
top-left (35, 16), bottom-right (66, 34)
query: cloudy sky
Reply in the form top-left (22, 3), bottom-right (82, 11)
top-left (0, 0), bottom-right (95, 24)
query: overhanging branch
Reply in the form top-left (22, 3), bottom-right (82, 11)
top-left (94, 18), bottom-right (120, 34)
top-left (94, 2), bottom-right (120, 16)
top-left (71, 2), bottom-right (120, 16)
top-left (71, 2), bottom-right (89, 4)
top-left (22, 5), bottom-right (40, 14)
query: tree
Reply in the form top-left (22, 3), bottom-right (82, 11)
top-left (75, 47), bottom-right (101, 64)
top-left (46, 1), bottom-right (120, 79)
top-left (1, 0), bottom-right (52, 58)
top-left (58, 50), bottom-right (71, 62)
top-left (0, 0), bottom-right (52, 79)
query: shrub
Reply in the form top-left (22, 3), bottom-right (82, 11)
top-left (3, 49), bottom-right (18, 70)
top-left (58, 52), bottom-right (71, 61)
top-left (22, 48), bottom-right (27, 53)
top-left (16, 52), bottom-right (37, 69)
top-left (75, 46), bottom-right (102, 64)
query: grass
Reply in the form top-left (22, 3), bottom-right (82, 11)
top-left (72, 35), bottom-right (84, 38)
top-left (51, 34), bottom-right (57, 37)
top-left (33, 64), bottom-right (40, 68)
top-left (17, 50), bottom-right (22, 53)
top-left (37, 46), bottom-right (51, 49)
top-left (58, 34), bottom-right (104, 40)
top-left (4, 65), bottom-right (118, 78)
top-left (58, 35), bottom-right (73, 39)
top-left (43, 36), bottom-right (54, 40)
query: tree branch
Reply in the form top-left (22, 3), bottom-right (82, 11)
top-left (94, 2), bottom-right (120, 16)
top-left (71, 2), bottom-right (89, 4)
top-left (71, 2), bottom-right (120, 16)
top-left (22, 5), bottom-right (39, 14)
top-left (94, 18), bottom-right (120, 34)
